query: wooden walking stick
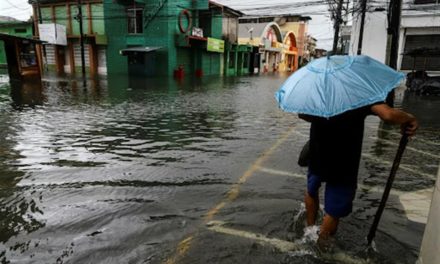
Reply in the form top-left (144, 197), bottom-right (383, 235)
top-left (367, 134), bottom-right (409, 245)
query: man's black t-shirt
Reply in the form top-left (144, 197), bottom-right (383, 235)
top-left (308, 105), bottom-right (375, 186)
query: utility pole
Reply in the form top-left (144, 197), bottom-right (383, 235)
top-left (76, 0), bottom-right (87, 84)
top-left (386, 0), bottom-right (402, 106)
top-left (36, 0), bottom-right (47, 72)
top-left (332, 0), bottom-right (344, 54)
top-left (357, 0), bottom-right (367, 55)
top-left (387, 0), bottom-right (402, 70)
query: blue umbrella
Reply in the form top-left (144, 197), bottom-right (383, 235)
top-left (275, 55), bottom-right (405, 117)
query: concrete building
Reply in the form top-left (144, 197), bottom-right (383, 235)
top-left (304, 35), bottom-right (317, 63)
top-left (29, 0), bottom-right (239, 77)
top-left (0, 18), bottom-right (33, 68)
top-left (341, 25), bottom-right (351, 55)
top-left (29, 0), bottom-right (107, 76)
top-left (218, 2), bottom-right (253, 76)
top-left (238, 14), bottom-right (311, 73)
top-left (350, 0), bottom-right (440, 72)
top-left (0, 33), bottom-right (44, 81)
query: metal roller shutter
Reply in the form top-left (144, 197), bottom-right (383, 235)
top-left (401, 34), bottom-right (440, 71)
top-left (97, 46), bottom-right (107, 75)
top-left (73, 42), bottom-right (90, 67)
top-left (44, 45), bottom-right (56, 65)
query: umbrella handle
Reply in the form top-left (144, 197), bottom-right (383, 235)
top-left (367, 133), bottom-right (409, 246)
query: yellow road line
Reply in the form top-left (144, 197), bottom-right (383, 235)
top-left (163, 127), bottom-right (296, 264)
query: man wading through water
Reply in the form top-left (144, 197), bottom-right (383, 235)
top-left (299, 102), bottom-right (418, 249)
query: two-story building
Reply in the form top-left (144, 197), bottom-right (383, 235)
top-left (350, 0), bottom-right (440, 73)
top-left (238, 14), bottom-right (311, 73)
top-left (0, 17), bottom-right (34, 68)
top-left (29, 0), bottom-right (240, 77)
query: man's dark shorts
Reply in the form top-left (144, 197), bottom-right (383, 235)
top-left (307, 171), bottom-right (357, 218)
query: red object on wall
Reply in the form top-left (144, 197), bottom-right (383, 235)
top-left (174, 65), bottom-right (184, 79)
top-left (195, 69), bottom-right (203, 77)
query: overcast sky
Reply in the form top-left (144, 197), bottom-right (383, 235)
top-left (0, 0), bottom-right (334, 49)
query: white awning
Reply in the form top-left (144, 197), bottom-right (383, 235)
top-left (120, 46), bottom-right (161, 56)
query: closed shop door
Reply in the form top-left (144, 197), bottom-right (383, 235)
top-left (401, 34), bottom-right (440, 71)
top-left (73, 42), bottom-right (90, 69)
top-left (97, 46), bottom-right (107, 75)
top-left (44, 45), bottom-right (56, 66)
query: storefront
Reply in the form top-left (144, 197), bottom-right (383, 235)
top-left (0, 33), bottom-right (44, 81)
top-left (281, 31), bottom-right (298, 72)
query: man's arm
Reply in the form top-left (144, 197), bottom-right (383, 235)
top-left (298, 114), bottom-right (314, 123)
top-left (371, 103), bottom-right (418, 137)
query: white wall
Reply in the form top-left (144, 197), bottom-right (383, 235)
top-left (350, 3), bottom-right (440, 70)
top-left (417, 164), bottom-right (440, 264)
top-left (349, 11), bottom-right (388, 63)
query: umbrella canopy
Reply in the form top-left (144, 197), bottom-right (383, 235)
top-left (275, 55), bottom-right (405, 118)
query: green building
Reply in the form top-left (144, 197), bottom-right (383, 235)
top-left (219, 4), bottom-right (253, 76)
top-left (0, 19), bottom-right (33, 68)
top-left (30, 0), bottom-right (240, 77)
top-left (107, 0), bottom-right (225, 77)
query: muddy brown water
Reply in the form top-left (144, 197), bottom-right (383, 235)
top-left (0, 73), bottom-right (439, 263)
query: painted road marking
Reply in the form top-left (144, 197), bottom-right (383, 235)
top-left (206, 220), bottom-right (301, 252)
top-left (257, 166), bottom-right (431, 197)
top-left (367, 126), bottom-right (440, 146)
top-left (257, 167), bottom-right (306, 179)
top-left (163, 127), bottom-right (297, 264)
top-left (294, 130), bottom-right (439, 160)
top-left (206, 221), bottom-right (370, 264)
top-left (362, 153), bottom-right (437, 180)
top-left (369, 136), bottom-right (440, 160)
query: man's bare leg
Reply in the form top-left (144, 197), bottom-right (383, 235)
top-left (317, 214), bottom-right (340, 252)
top-left (305, 191), bottom-right (319, 226)
top-left (319, 214), bottom-right (339, 239)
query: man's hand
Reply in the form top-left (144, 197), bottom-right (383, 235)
top-left (371, 103), bottom-right (419, 137)
top-left (401, 118), bottom-right (418, 137)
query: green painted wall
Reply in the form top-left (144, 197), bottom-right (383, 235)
top-left (55, 6), bottom-right (68, 28)
top-left (91, 4), bottom-right (105, 35)
top-left (0, 22), bottom-right (33, 66)
top-left (70, 4), bottom-right (89, 35)
top-left (102, 0), bottom-right (225, 77)
top-left (103, 0), bottom-right (128, 74)
top-left (40, 7), bottom-right (52, 23)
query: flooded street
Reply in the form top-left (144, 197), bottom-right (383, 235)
top-left (0, 73), bottom-right (439, 264)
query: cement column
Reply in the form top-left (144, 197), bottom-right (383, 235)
top-left (224, 51), bottom-right (230, 76)
top-left (234, 50), bottom-right (238, 76)
top-left (418, 164), bottom-right (440, 264)
top-left (240, 52), bottom-right (244, 75)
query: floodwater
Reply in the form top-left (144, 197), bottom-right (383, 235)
top-left (0, 73), bottom-right (439, 264)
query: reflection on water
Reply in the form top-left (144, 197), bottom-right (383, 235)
top-left (0, 73), bottom-right (439, 263)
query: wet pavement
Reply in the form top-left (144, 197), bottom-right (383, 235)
top-left (0, 73), bottom-right (439, 263)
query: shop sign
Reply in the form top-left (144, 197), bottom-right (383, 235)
top-left (207, 38), bottom-right (224, 53)
top-left (192, 27), bottom-right (204, 38)
top-left (38, 23), bottom-right (67, 46)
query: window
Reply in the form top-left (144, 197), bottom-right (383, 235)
top-left (414, 0), bottom-right (438, 4)
top-left (19, 42), bottom-right (37, 68)
top-left (127, 8), bottom-right (143, 34)
top-left (229, 52), bottom-right (235, 68)
top-left (14, 28), bottom-right (27, 33)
